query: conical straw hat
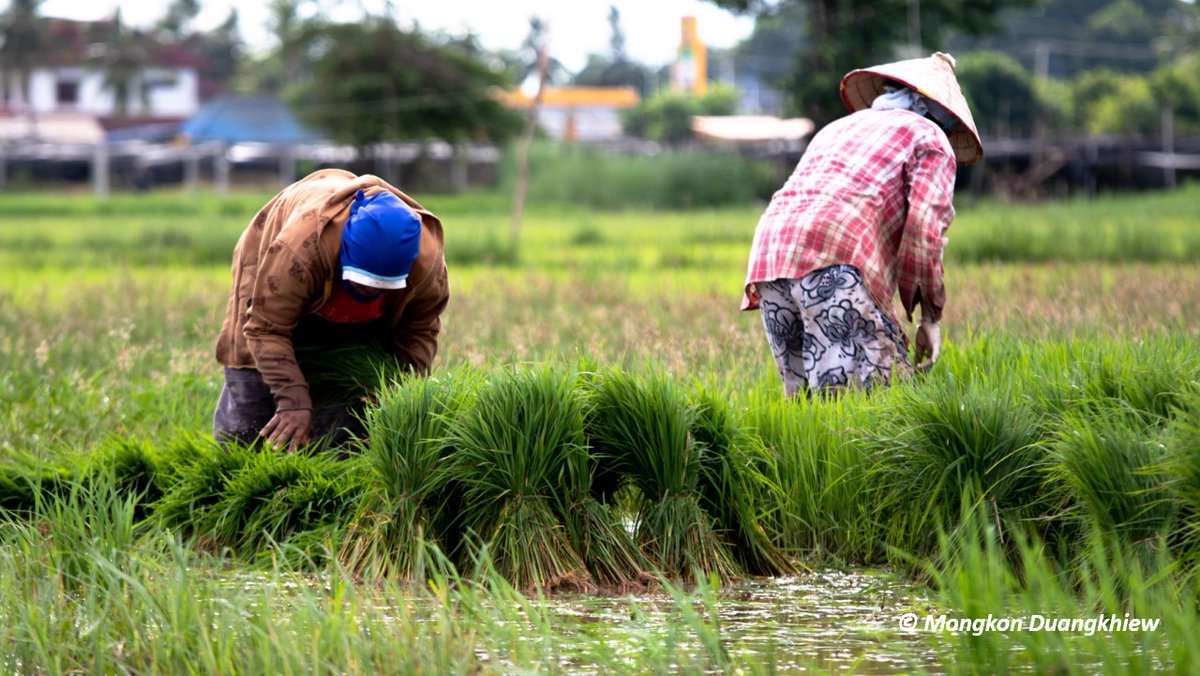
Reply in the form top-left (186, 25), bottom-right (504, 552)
top-left (839, 52), bottom-right (983, 165)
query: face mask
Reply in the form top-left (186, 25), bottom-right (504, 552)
top-left (341, 279), bottom-right (383, 303)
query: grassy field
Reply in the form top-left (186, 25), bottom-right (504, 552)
top-left (2, 185), bottom-right (1199, 672)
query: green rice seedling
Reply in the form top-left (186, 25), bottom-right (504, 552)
top-left (690, 387), bottom-right (795, 576)
top-left (870, 374), bottom-right (1050, 557)
top-left (83, 436), bottom-right (164, 519)
top-left (153, 440), bottom-right (259, 538)
top-left (204, 450), bottom-right (358, 560)
top-left (0, 454), bottom-right (75, 519)
top-left (339, 369), bottom-right (476, 581)
top-left (1162, 391), bottom-right (1200, 579)
top-left (745, 392), bottom-right (882, 564)
top-left (1050, 410), bottom-right (1176, 549)
top-left (586, 369), bottom-right (738, 582)
top-left (445, 365), bottom-right (591, 590)
top-left (295, 334), bottom-right (407, 405)
top-left (1081, 338), bottom-right (1200, 423)
top-left (925, 508), bottom-right (1196, 674)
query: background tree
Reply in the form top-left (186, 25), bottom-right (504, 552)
top-left (155, 0), bottom-right (200, 42)
top-left (955, 51), bottom-right (1037, 138)
top-left (98, 9), bottom-right (148, 119)
top-left (710, 0), bottom-right (1038, 125)
top-left (572, 6), bottom-right (652, 97)
top-left (0, 0), bottom-right (45, 111)
top-left (302, 17), bottom-right (522, 148)
top-left (623, 83), bottom-right (740, 146)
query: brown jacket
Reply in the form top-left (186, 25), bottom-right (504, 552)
top-left (215, 169), bottom-right (449, 413)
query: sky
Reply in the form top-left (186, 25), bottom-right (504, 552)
top-left (36, 0), bottom-right (758, 72)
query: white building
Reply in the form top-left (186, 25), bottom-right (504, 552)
top-left (1, 18), bottom-right (201, 124)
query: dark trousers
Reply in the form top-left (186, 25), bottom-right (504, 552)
top-left (212, 367), bottom-right (366, 451)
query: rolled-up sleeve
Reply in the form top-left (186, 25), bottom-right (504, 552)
top-left (897, 145), bottom-right (956, 322)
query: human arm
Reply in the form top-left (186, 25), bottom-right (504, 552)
top-left (896, 142), bottom-right (956, 324)
top-left (242, 239), bottom-right (323, 450)
top-left (390, 261), bottom-right (450, 374)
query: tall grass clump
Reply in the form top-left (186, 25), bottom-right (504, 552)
top-left (153, 441), bottom-right (259, 539)
top-left (339, 370), bottom-right (475, 581)
top-left (1050, 410), bottom-right (1176, 551)
top-left (444, 365), bottom-right (593, 590)
top-left (690, 388), bottom-right (795, 576)
top-left (511, 142), bottom-right (777, 209)
top-left (586, 370), bottom-right (738, 582)
top-left (870, 375), bottom-right (1049, 556)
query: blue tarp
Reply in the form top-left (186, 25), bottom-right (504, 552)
top-left (180, 95), bottom-right (323, 144)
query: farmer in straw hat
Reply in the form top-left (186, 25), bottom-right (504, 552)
top-left (743, 52), bottom-right (983, 396)
top-left (213, 168), bottom-right (449, 451)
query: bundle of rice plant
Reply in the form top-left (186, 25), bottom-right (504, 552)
top-left (445, 366), bottom-right (591, 591)
top-left (869, 375), bottom-right (1049, 555)
top-left (84, 436), bottom-right (163, 519)
top-left (746, 393), bottom-right (881, 564)
top-left (586, 370), bottom-right (738, 582)
top-left (690, 388), bottom-right (795, 577)
top-left (295, 334), bottom-right (407, 405)
top-left (153, 441), bottom-right (259, 537)
top-left (1163, 392), bottom-right (1200, 575)
top-left (1051, 410), bottom-right (1175, 549)
top-left (205, 450), bottom-right (359, 560)
top-left (339, 370), bottom-right (475, 581)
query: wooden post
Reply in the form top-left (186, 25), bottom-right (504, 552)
top-left (510, 28), bottom-right (550, 255)
top-left (184, 144), bottom-right (200, 194)
top-left (1162, 104), bottom-right (1177, 190)
top-left (92, 143), bottom-right (110, 200)
top-left (215, 143), bottom-right (231, 197)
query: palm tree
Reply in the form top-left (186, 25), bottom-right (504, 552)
top-left (99, 10), bottom-right (148, 119)
top-left (0, 0), bottom-right (46, 114)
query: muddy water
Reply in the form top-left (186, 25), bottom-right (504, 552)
top-left (542, 568), bottom-right (942, 672)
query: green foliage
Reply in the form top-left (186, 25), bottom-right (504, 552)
top-left (302, 18), bottom-right (522, 147)
top-left (508, 142), bottom-right (778, 210)
top-left (1050, 410), bottom-right (1175, 545)
top-left (957, 51), bottom-right (1038, 137)
top-left (870, 375), bottom-right (1050, 555)
top-left (622, 83), bottom-right (744, 145)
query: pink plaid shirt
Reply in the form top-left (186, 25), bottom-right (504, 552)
top-left (743, 108), bottom-right (957, 324)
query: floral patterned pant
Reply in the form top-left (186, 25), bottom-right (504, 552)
top-left (757, 265), bottom-right (912, 397)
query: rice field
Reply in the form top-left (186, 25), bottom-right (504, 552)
top-left (2, 185), bottom-right (1199, 672)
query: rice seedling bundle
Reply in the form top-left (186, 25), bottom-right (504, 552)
top-left (746, 393), bottom-right (883, 563)
top-left (869, 375), bottom-right (1049, 554)
top-left (1050, 411), bottom-right (1175, 545)
top-left (154, 442), bottom-right (260, 536)
top-left (445, 366), bottom-right (591, 590)
top-left (206, 450), bottom-right (356, 557)
top-left (586, 370), bottom-right (738, 582)
top-left (295, 334), bottom-right (407, 405)
top-left (690, 388), bottom-right (794, 576)
top-left (339, 370), bottom-right (475, 581)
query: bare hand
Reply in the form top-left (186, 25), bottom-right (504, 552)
top-left (914, 320), bottom-right (942, 373)
top-left (260, 409), bottom-right (313, 453)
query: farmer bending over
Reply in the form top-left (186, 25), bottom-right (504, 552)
top-left (213, 169), bottom-right (449, 451)
top-left (743, 52), bottom-right (982, 396)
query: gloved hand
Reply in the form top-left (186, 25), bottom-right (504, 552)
top-left (914, 318), bottom-right (941, 373)
top-left (260, 408), bottom-right (313, 453)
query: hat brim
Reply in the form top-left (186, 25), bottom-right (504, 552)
top-left (839, 55), bottom-right (983, 165)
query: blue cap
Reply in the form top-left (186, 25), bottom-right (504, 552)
top-left (339, 190), bottom-right (422, 289)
